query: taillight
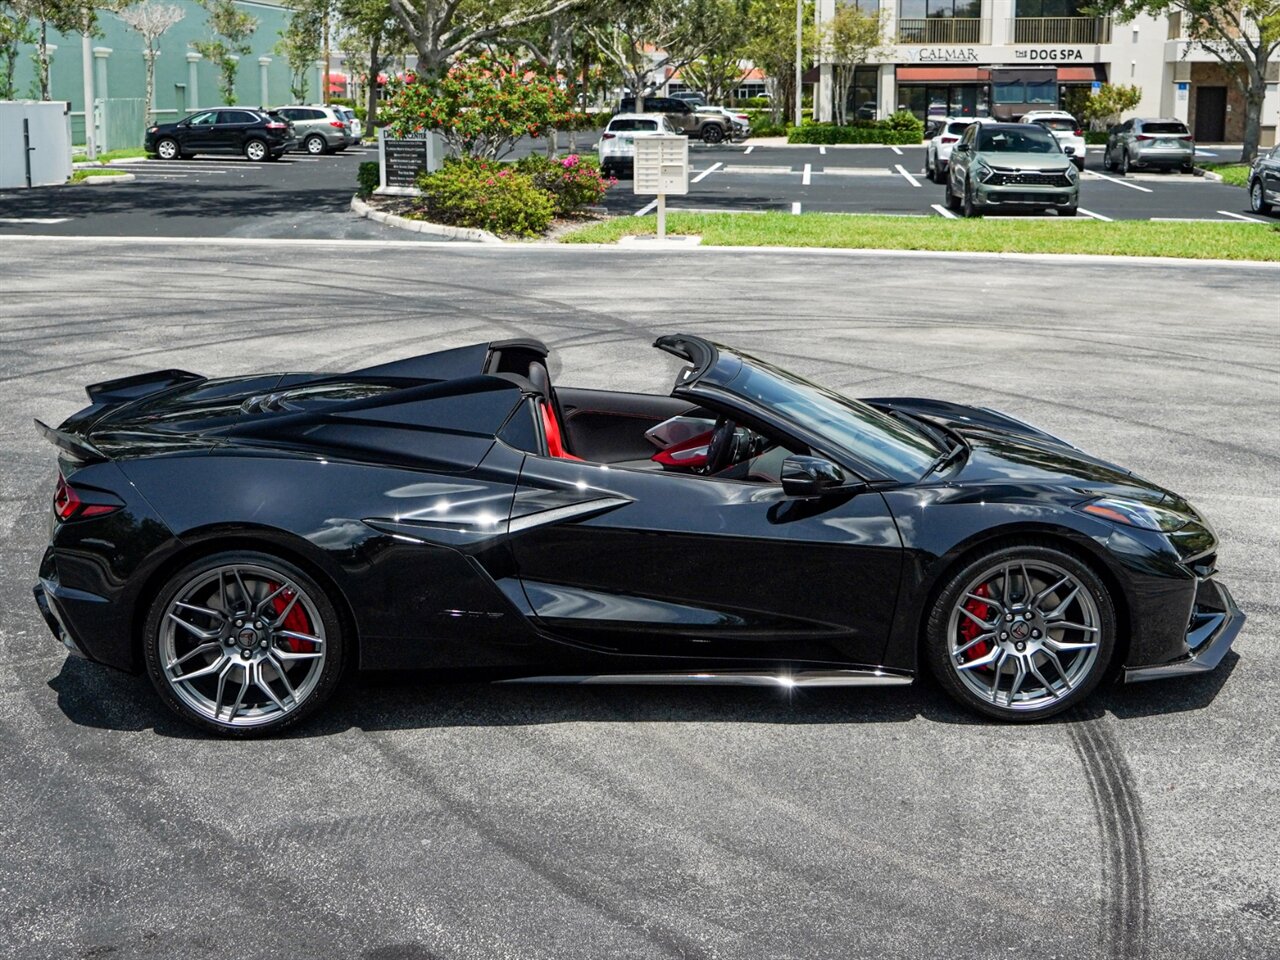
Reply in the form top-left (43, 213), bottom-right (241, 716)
top-left (1074, 128), bottom-right (1082, 137)
top-left (1136, 134), bottom-right (1154, 141)
top-left (330, 121), bottom-right (344, 128)
top-left (941, 136), bottom-right (958, 144)
top-left (265, 121), bottom-right (287, 130)
top-left (53, 473), bottom-right (121, 522)
top-left (602, 133), bottom-right (616, 140)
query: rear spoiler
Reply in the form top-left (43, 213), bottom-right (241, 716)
top-left (85, 369), bottom-right (203, 405)
top-left (33, 419), bottom-right (108, 463)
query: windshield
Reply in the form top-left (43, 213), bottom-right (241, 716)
top-left (726, 354), bottom-right (943, 481)
top-left (978, 126), bottom-right (1061, 153)
top-left (1035, 118), bottom-right (1077, 132)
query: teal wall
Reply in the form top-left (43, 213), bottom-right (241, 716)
top-left (13, 0), bottom-right (318, 135)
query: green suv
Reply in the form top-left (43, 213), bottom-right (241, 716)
top-left (945, 122), bottom-right (1080, 217)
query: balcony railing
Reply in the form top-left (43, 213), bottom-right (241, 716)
top-left (896, 18), bottom-right (986, 45)
top-left (1012, 16), bottom-right (1112, 44)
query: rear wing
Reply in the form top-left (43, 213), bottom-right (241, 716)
top-left (33, 419), bottom-right (108, 463)
top-left (85, 369), bottom-right (203, 405)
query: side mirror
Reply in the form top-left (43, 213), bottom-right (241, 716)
top-left (781, 456), bottom-right (846, 498)
top-left (954, 143), bottom-right (969, 153)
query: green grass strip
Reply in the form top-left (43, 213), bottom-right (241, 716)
top-left (560, 212), bottom-right (1280, 261)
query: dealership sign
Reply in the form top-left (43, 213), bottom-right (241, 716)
top-left (1014, 48), bottom-right (1086, 61)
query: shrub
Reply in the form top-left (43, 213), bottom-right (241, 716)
top-left (1085, 131), bottom-right (1109, 145)
top-left (787, 116), bottom-right (923, 145)
top-left (356, 161), bottom-right (380, 198)
top-left (515, 153), bottom-right (614, 216)
top-left (415, 160), bottom-right (554, 236)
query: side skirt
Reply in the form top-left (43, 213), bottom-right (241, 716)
top-left (495, 668), bottom-right (914, 688)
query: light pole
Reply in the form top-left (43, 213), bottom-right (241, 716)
top-left (81, 32), bottom-right (96, 160)
top-left (794, 0), bottom-right (803, 128)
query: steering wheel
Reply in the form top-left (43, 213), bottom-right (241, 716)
top-left (704, 418), bottom-right (737, 474)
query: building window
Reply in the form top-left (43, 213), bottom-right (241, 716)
top-left (1014, 0), bottom-right (1089, 15)
top-left (899, 0), bottom-right (982, 19)
top-left (841, 0), bottom-right (881, 13)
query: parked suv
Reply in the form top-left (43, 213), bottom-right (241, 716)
top-left (145, 108), bottom-right (296, 161)
top-left (598, 113), bottom-right (679, 178)
top-left (1104, 118), bottom-right (1194, 174)
top-left (925, 116), bottom-right (993, 182)
top-left (616, 97), bottom-right (733, 143)
top-left (1022, 110), bottom-right (1087, 170)
top-left (274, 105), bottom-right (351, 154)
top-left (946, 122), bottom-right (1079, 217)
top-left (1247, 144), bottom-right (1280, 215)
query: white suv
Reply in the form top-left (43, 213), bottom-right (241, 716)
top-left (1022, 111), bottom-right (1087, 170)
top-left (925, 117), bottom-right (993, 183)
top-left (598, 113), bottom-right (678, 179)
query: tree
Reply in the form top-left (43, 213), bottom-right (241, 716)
top-left (822, 3), bottom-right (885, 125)
top-left (380, 53), bottom-right (587, 158)
top-left (277, 1), bottom-right (322, 102)
top-left (193, 0), bottom-right (258, 105)
top-left (676, 0), bottom-right (752, 104)
top-left (10, 0), bottom-right (101, 99)
top-left (744, 0), bottom-right (813, 124)
top-left (1078, 82), bottom-right (1143, 130)
top-left (584, 0), bottom-right (722, 111)
top-left (1095, 0), bottom-right (1280, 162)
top-left (335, 0), bottom-right (401, 132)
top-left (0, 4), bottom-right (36, 100)
top-left (386, 0), bottom-right (585, 78)
top-left (117, 2), bottom-right (184, 122)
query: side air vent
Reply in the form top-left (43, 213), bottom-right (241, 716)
top-left (240, 393), bottom-right (290, 414)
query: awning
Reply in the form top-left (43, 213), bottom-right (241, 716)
top-left (1058, 65), bottom-right (1105, 82)
top-left (896, 66), bottom-right (986, 82)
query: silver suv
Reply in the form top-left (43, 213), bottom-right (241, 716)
top-left (1104, 118), bottom-right (1194, 175)
top-left (274, 105), bottom-right (351, 155)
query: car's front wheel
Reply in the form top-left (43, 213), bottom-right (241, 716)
top-left (925, 543), bottom-right (1116, 721)
top-left (702, 124), bottom-right (724, 144)
top-left (155, 138), bottom-right (179, 160)
top-left (962, 179), bottom-right (981, 218)
top-left (143, 551), bottom-right (346, 736)
top-left (945, 177), bottom-right (961, 211)
top-left (1250, 179), bottom-right (1273, 214)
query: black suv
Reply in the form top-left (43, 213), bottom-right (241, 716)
top-left (145, 108), bottom-right (297, 161)
top-left (615, 97), bottom-right (731, 143)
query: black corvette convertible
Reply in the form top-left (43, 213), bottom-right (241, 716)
top-left (33, 335), bottom-right (1242, 734)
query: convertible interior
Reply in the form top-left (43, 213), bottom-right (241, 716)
top-left (483, 339), bottom-right (804, 484)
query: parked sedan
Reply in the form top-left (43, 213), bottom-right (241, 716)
top-left (1104, 118), bottom-right (1195, 174)
top-left (145, 108), bottom-right (295, 161)
top-left (274, 105), bottom-right (351, 155)
top-left (33, 334), bottom-right (1243, 735)
top-left (1247, 144), bottom-right (1280, 215)
top-left (946, 122), bottom-right (1079, 217)
top-left (598, 112), bottom-right (679, 177)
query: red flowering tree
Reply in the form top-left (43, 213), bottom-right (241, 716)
top-left (382, 55), bottom-right (589, 159)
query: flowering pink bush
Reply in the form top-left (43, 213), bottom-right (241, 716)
top-left (516, 154), bottom-right (616, 217)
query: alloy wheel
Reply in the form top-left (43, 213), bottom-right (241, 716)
top-left (307, 135), bottom-right (326, 155)
top-left (157, 139), bottom-right (177, 160)
top-left (158, 563), bottom-right (327, 728)
top-left (245, 140), bottom-right (267, 161)
top-left (1250, 181), bottom-right (1270, 213)
top-left (946, 558), bottom-right (1102, 712)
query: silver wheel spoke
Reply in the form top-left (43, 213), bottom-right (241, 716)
top-left (957, 646), bottom-right (1001, 671)
top-left (226, 666), bottom-right (250, 722)
top-left (1045, 620), bottom-right (1099, 634)
top-left (955, 631), bottom-right (995, 657)
top-left (958, 605), bottom-right (996, 631)
top-left (167, 612), bottom-right (220, 641)
top-left (964, 591), bottom-right (1002, 612)
top-left (1042, 649), bottom-right (1073, 688)
top-left (1001, 563), bottom-right (1012, 608)
top-left (252, 662), bottom-right (289, 712)
top-left (1044, 636), bottom-right (1099, 652)
top-left (268, 653), bottom-right (298, 701)
top-left (277, 629), bottom-right (324, 648)
top-left (1033, 573), bottom-right (1072, 607)
top-left (1019, 562), bottom-right (1032, 603)
top-left (987, 650), bottom-right (1008, 702)
top-left (1007, 658), bottom-right (1028, 703)
top-left (167, 642), bottom-right (221, 671)
top-left (175, 600), bottom-right (225, 621)
top-left (1044, 585), bottom-right (1081, 621)
top-left (212, 659), bottom-right (236, 716)
top-left (268, 591), bottom-right (301, 626)
top-left (1029, 659), bottom-right (1059, 697)
top-left (273, 647), bottom-right (323, 661)
top-left (172, 655), bottom-right (230, 683)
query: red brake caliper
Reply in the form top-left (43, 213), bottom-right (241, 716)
top-left (267, 582), bottom-right (313, 653)
top-left (959, 582), bottom-right (992, 666)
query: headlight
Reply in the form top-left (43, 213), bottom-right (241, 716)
top-left (1077, 496), bottom-right (1189, 532)
top-left (975, 159), bottom-right (995, 182)
top-left (1065, 164), bottom-right (1078, 181)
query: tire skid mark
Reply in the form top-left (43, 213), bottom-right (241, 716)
top-left (1068, 712), bottom-right (1150, 960)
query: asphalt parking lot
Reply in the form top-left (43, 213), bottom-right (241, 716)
top-left (1, 237), bottom-right (1277, 960)
top-left (0, 137), bottom-right (1270, 240)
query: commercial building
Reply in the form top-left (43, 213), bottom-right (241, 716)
top-left (814, 0), bottom-right (1280, 145)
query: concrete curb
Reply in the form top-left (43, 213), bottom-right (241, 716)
top-left (1196, 167), bottom-right (1223, 182)
top-left (349, 195), bottom-right (502, 243)
top-left (79, 173), bottom-right (136, 185)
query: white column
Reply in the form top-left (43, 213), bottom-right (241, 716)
top-left (93, 46), bottom-right (111, 102)
top-left (258, 55), bottom-right (271, 106)
top-left (315, 59), bottom-right (327, 103)
top-left (818, 63), bottom-right (834, 122)
top-left (879, 64), bottom-right (896, 118)
top-left (186, 51), bottom-right (201, 109)
top-left (81, 34), bottom-right (96, 157)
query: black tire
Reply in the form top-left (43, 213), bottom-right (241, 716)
top-left (1059, 206), bottom-right (1078, 217)
top-left (1117, 151), bottom-right (1129, 176)
top-left (305, 134), bottom-right (328, 155)
top-left (962, 179), bottom-right (981, 218)
top-left (1074, 158), bottom-right (1085, 172)
top-left (702, 124), bottom-right (725, 144)
top-left (925, 151), bottom-right (936, 182)
top-left (1102, 147), bottom-right (1113, 172)
top-left (924, 542), bottom-right (1116, 722)
top-left (945, 177), bottom-right (961, 211)
top-left (155, 137), bottom-right (180, 161)
top-left (1250, 179), bottom-right (1273, 214)
top-left (244, 138), bottom-right (269, 162)
top-left (143, 550), bottom-right (347, 737)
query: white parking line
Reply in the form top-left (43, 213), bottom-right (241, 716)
top-left (894, 164), bottom-right (921, 188)
top-left (1083, 170), bottom-right (1153, 193)
top-left (1078, 207), bottom-right (1113, 221)
top-left (115, 162), bottom-right (260, 170)
top-left (634, 199), bottom-right (658, 216)
top-left (288, 157), bottom-right (321, 162)
top-left (802, 163), bottom-right (812, 185)
top-left (744, 145), bottom-right (754, 154)
top-left (1149, 217), bottom-right (1257, 222)
top-left (691, 161), bottom-right (722, 184)
top-left (0, 216), bottom-right (70, 223)
top-left (819, 146), bottom-right (827, 155)
top-left (1217, 209), bottom-right (1268, 223)
top-left (791, 201), bottom-right (801, 214)
top-left (891, 146), bottom-right (905, 155)
top-left (930, 203), bottom-right (958, 219)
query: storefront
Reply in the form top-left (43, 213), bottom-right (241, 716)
top-left (889, 64), bottom-right (1105, 120)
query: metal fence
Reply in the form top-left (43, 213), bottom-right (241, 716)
top-left (96, 98), bottom-right (146, 153)
top-left (1011, 17), bottom-right (1112, 44)
top-left (896, 18), bottom-right (987, 45)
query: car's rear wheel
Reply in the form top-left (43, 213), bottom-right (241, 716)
top-left (925, 544), bottom-right (1115, 721)
top-left (244, 139), bottom-right (268, 162)
top-left (305, 134), bottom-right (328, 155)
top-left (962, 179), bottom-right (981, 217)
top-left (156, 138), bottom-right (179, 160)
top-left (143, 551), bottom-right (346, 736)
top-left (1249, 180), bottom-right (1272, 213)
top-left (944, 177), bottom-right (961, 211)
top-left (1102, 147), bottom-right (1113, 171)
top-left (1117, 151), bottom-right (1129, 176)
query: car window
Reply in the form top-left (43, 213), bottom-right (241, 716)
top-left (608, 118), bottom-right (634, 132)
top-left (946, 121), bottom-right (972, 135)
top-left (219, 111), bottom-right (257, 124)
top-left (187, 111), bottom-right (217, 126)
top-left (1035, 118), bottom-right (1077, 132)
top-left (978, 126), bottom-right (1060, 153)
top-left (276, 109), bottom-right (296, 120)
top-left (1141, 121), bottom-right (1189, 135)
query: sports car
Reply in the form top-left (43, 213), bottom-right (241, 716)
top-left (32, 335), bottom-right (1243, 735)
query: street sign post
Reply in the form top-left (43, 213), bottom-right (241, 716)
top-left (633, 134), bottom-right (689, 240)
